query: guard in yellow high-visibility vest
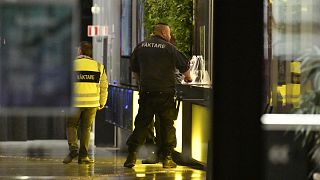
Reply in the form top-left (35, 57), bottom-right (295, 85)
top-left (63, 41), bottom-right (108, 164)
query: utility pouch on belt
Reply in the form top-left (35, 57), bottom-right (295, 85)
top-left (172, 98), bottom-right (181, 120)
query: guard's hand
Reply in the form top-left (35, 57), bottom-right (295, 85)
top-left (184, 76), bottom-right (192, 83)
top-left (98, 105), bottom-right (104, 110)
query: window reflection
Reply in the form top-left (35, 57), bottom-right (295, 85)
top-left (0, 0), bottom-right (78, 115)
top-left (264, 0), bottom-right (320, 178)
top-left (266, 0), bottom-right (320, 113)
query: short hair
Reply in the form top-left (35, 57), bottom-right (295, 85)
top-left (156, 22), bottom-right (168, 26)
top-left (79, 41), bottom-right (92, 57)
top-left (154, 22), bottom-right (169, 34)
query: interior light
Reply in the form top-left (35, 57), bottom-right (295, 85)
top-left (174, 172), bottom-right (183, 180)
top-left (192, 104), bottom-right (210, 163)
top-left (136, 173), bottom-right (146, 178)
top-left (261, 114), bottom-right (320, 125)
top-left (16, 177), bottom-right (30, 180)
top-left (301, 7), bottom-right (308, 12)
top-left (91, 3), bottom-right (100, 14)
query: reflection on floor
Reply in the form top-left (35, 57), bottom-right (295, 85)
top-left (0, 140), bottom-right (206, 179)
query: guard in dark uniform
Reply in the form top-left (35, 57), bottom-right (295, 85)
top-left (142, 34), bottom-right (184, 164)
top-left (124, 23), bottom-right (192, 168)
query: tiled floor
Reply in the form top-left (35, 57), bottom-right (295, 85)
top-left (0, 140), bottom-right (206, 179)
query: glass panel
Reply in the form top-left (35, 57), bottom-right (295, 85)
top-left (264, 0), bottom-right (320, 178)
top-left (136, 0), bottom-right (144, 43)
top-left (266, 0), bottom-right (320, 114)
top-left (0, 0), bottom-right (79, 115)
top-left (120, 0), bottom-right (132, 57)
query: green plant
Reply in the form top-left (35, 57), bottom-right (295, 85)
top-left (143, 0), bottom-right (193, 56)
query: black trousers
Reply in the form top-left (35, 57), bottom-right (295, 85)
top-left (145, 115), bottom-right (162, 154)
top-left (126, 91), bottom-right (177, 155)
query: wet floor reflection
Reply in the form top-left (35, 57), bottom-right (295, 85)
top-left (0, 140), bottom-right (206, 179)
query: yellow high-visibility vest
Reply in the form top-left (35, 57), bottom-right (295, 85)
top-left (73, 57), bottom-right (108, 107)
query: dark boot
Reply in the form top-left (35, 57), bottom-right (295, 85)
top-left (162, 155), bottom-right (177, 168)
top-left (124, 152), bottom-right (137, 168)
top-left (63, 151), bottom-right (78, 164)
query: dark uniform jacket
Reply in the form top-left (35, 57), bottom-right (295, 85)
top-left (130, 35), bottom-right (189, 92)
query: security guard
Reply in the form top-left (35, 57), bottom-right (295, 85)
top-left (142, 34), bottom-right (184, 164)
top-left (63, 41), bottom-right (108, 164)
top-left (124, 23), bottom-right (192, 168)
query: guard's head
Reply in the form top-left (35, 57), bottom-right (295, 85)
top-left (154, 23), bottom-right (171, 42)
top-left (78, 41), bottom-right (92, 57)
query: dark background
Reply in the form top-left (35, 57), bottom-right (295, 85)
top-left (212, 0), bottom-right (263, 179)
top-left (80, 1), bottom-right (92, 42)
